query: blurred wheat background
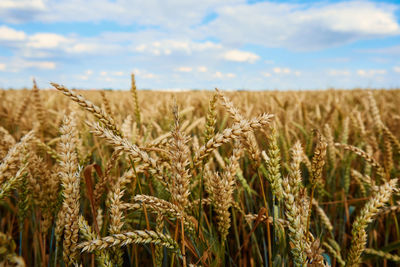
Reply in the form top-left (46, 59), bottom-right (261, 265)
top-left (0, 75), bottom-right (400, 266)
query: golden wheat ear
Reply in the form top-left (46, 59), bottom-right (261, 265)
top-left (130, 73), bottom-right (141, 125)
top-left (346, 179), bottom-right (398, 267)
top-left (51, 82), bottom-right (122, 137)
top-left (58, 114), bottom-right (80, 265)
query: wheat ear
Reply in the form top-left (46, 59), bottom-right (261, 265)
top-left (131, 73), bottom-right (141, 125)
top-left (312, 199), bottom-right (333, 232)
top-left (322, 242), bottom-right (345, 266)
top-left (217, 88), bottom-right (261, 164)
top-left (168, 105), bottom-right (191, 210)
top-left (51, 82), bottom-right (121, 137)
top-left (0, 130), bottom-right (34, 184)
top-left (382, 125), bottom-right (400, 154)
top-left (77, 230), bottom-right (179, 253)
top-left (310, 130), bottom-right (327, 193)
top-left (0, 127), bottom-right (15, 158)
top-left (262, 127), bottom-right (283, 200)
top-left (0, 231), bottom-right (27, 266)
top-left (88, 121), bottom-right (165, 184)
top-left (100, 90), bottom-right (113, 118)
top-left (133, 195), bottom-right (196, 233)
top-left (282, 177), bottom-right (307, 265)
top-left (367, 91), bottom-right (383, 134)
top-left (194, 113), bottom-right (273, 164)
top-left (204, 93), bottom-right (218, 143)
top-left (0, 166), bottom-right (27, 199)
top-left (58, 114), bottom-right (80, 265)
top-left (323, 124), bottom-right (336, 167)
top-left (78, 216), bottom-right (112, 267)
top-left (346, 178), bottom-right (398, 267)
top-left (32, 79), bottom-right (46, 131)
top-left (107, 174), bottom-right (125, 266)
top-left (14, 92), bottom-right (31, 124)
top-left (335, 143), bottom-right (385, 179)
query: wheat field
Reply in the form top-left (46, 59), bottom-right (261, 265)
top-left (0, 76), bottom-right (400, 266)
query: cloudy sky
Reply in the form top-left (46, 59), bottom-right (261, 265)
top-left (0, 0), bottom-right (400, 90)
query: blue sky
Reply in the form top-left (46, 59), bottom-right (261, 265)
top-left (0, 0), bottom-right (400, 90)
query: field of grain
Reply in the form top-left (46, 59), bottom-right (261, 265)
top-left (1, 76), bottom-right (400, 266)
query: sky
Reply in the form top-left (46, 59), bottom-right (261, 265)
top-left (0, 0), bottom-right (400, 90)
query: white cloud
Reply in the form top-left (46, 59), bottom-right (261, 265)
top-left (267, 67), bottom-right (301, 77)
top-left (27, 33), bottom-right (68, 49)
top-left (328, 69), bottom-right (351, 76)
top-left (1, 1), bottom-right (398, 89)
top-left (273, 67), bottom-right (291, 74)
top-left (0, 0), bottom-right (243, 27)
top-left (0, 25), bottom-right (26, 42)
top-left (197, 66), bottom-right (208, 72)
top-left (113, 71), bottom-right (124, 76)
top-left (223, 49), bottom-right (259, 63)
top-left (213, 71), bottom-right (235, 79)
top-left (141, 73), bottom-right (157, 79)
top-left (0, 63), bottom-right (6, 71)
top-left (0, 25), bottom-right (122, 58)
top-left (357, 69), bottom-right (386, 77)
top-left (131, 68), bottom-right (158, 79)
top-left (0, 0), bottom-right (45, 10)
top-left (1, 1), bottom-right (398, 52)
top-left (362, 45), bottom-right (400, 55)
top-left (135, 40), bottom-right (222, 56)
top-left (24, 60), bottom-right (56, 69)
top-left (6, 59), bottom-right (56, 71)
top-left (176, 66), bottom-right (192, 72)
top-left (0, 0), bottom-right (46, 24)
top-left (214, 71), bottom-right (223, 78)
top-left (100, 71), bottom-right (107, 76)
top-left (262, 72), bottom-right (271, 77)
top-left (204, 1), bottom-right (400, 50)
top-left (66, 43), bottom-right (114, 54)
